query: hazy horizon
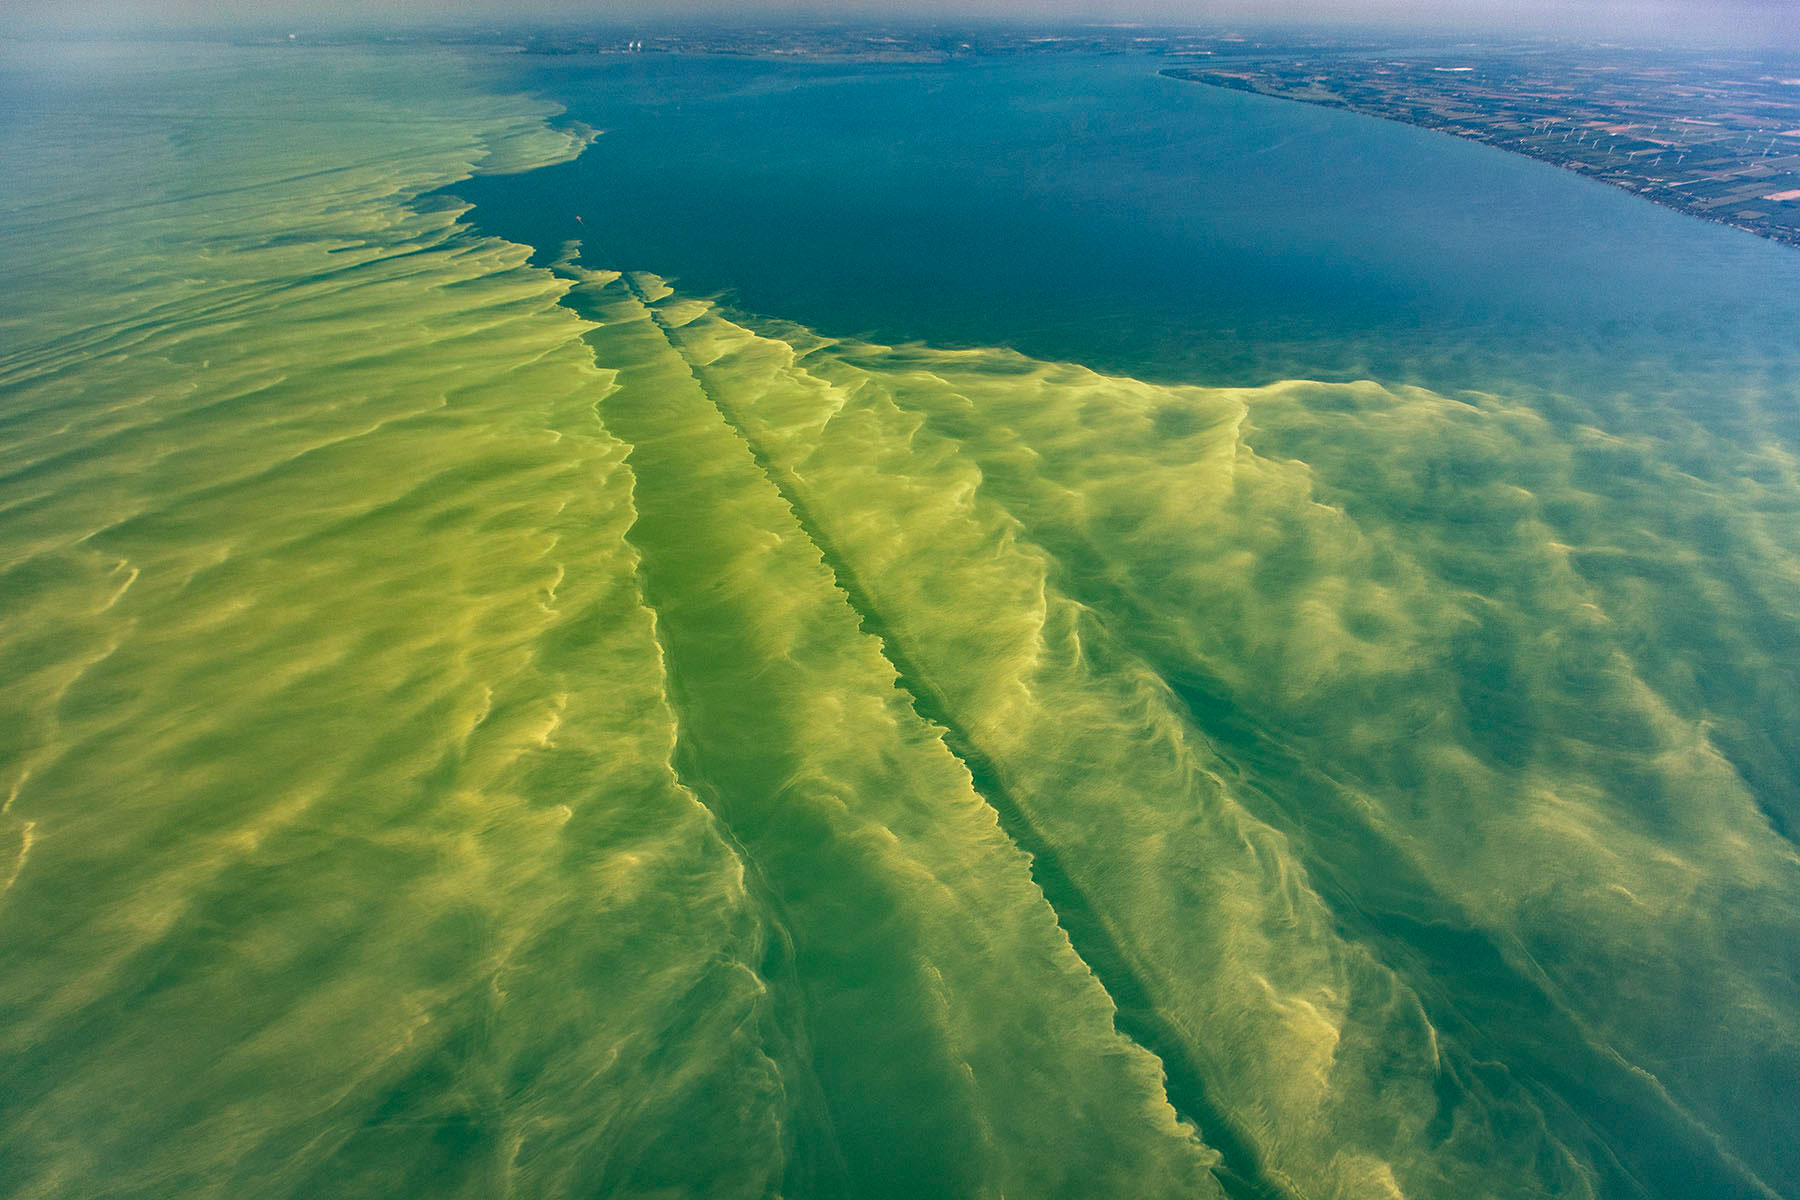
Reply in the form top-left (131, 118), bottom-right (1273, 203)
top-left (3, 0), bottom-right (1797, 49)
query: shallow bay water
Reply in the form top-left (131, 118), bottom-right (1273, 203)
top-left (3, 38), bottom-right (1799, 1200)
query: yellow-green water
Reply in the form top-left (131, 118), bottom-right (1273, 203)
top-left (3, 37), bottom-right (1799, 1200)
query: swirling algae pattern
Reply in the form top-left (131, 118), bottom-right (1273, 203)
top-left (1, 39), bottom-right (1797, 1200)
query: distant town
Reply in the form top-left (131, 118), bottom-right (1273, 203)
top-left (481, 24), bottom-right (1800, 250)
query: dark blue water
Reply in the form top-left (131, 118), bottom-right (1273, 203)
top-left (456, 51), bottom-right (1800, 412)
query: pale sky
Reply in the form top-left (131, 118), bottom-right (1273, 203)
top-left (3, 0), bottom-right (1795, 47)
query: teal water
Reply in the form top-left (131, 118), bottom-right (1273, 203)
top-left (455, 53), bottom-right (1800, 406)
top-left (4, 38), bottom-right (1800, 1200)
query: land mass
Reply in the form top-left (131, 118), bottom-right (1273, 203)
top-left (1162, 46), bottom-right (1800, 250)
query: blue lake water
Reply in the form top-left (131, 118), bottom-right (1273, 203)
top-left (459, 52), bottom-right (1800, 406)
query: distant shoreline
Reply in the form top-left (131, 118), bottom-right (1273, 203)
top-left (1161, 62), bottom-right (1800, 254)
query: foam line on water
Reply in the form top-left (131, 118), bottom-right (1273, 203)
top-left (633, 274), bottom-right (1303, 1200)
top-left (643, 292), bottom-right (1799, 1199)
top-left (566, 271), bottom-right (1229, 1198)
top-left (638, 298), bottom-right (1593, 1199)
